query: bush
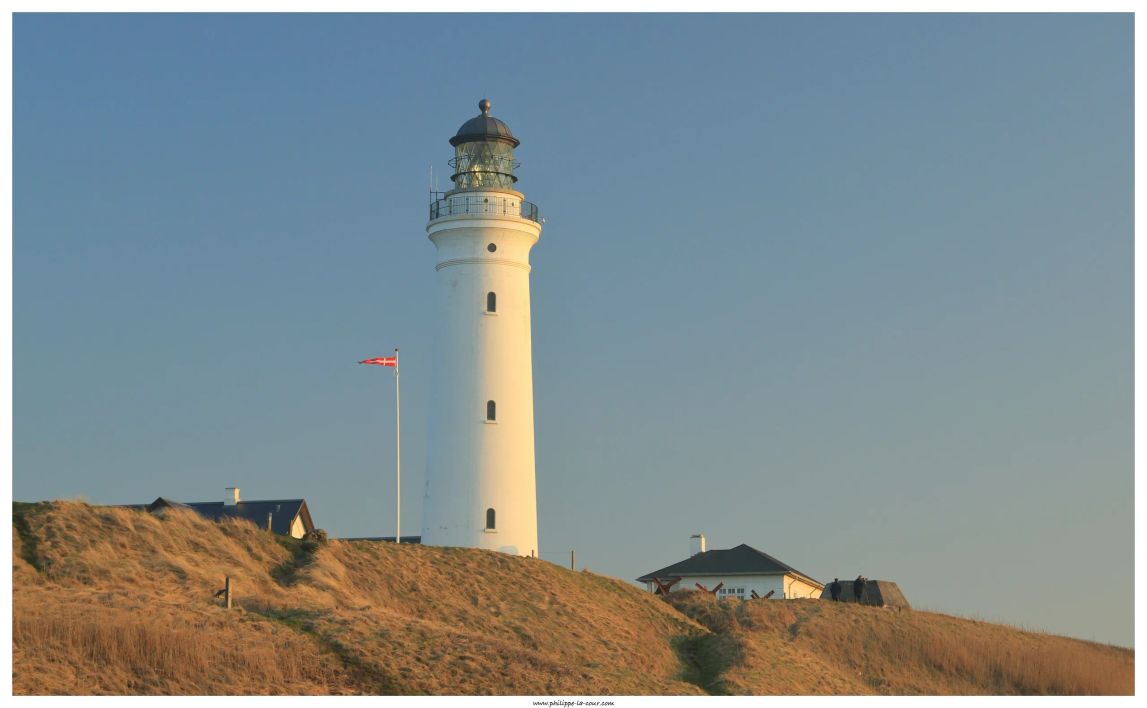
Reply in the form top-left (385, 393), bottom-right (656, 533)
top-left (301, 529), bottom-right (328, 553)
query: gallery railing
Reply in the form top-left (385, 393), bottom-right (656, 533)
top-left (429, 195), bottom-right (540, 223)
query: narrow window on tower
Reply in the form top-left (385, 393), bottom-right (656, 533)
top-left (487, 291), bottom-right (497, 313)
top-left (486, 508), bottom-right (496, 530)
top-left (487, 400), bottom-right (496, 421)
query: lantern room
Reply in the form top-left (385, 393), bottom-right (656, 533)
top-left (448, 98), bottom-right (520, 190)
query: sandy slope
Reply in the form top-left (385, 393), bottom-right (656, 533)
top-left (12, 501), bottom-right (1133, 695)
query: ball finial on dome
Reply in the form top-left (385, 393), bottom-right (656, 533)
top-left (450, 98), bottom-right (518, 148)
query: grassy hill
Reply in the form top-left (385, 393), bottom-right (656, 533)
top-left (12, 501), bottom-right (1133, 695)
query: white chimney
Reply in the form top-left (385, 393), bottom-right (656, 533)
top-left (690, 533), bottom-right (707, 556)
top-left (225, 487), bottom-right (240, 506)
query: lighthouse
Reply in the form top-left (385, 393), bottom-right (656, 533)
top-left (422, 99), bottom-right (542, 556)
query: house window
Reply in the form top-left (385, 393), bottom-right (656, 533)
top-left (486, 508), bottom-right (496, 530)
top-left (718, 587), bottom-right (746, 599)
top-left (487, 400), bottom-right (496, 421)
top-left (487, 292), bottom-right (496, 313)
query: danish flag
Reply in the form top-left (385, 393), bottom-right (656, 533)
top-left (359, 356), bottom-right (397, 367)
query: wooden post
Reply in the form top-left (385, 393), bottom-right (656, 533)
top-left (570, 550), bottom-right (575, 571)
top-left (224, 575), bottom-right (232, 609)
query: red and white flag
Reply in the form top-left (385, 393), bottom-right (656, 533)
top-left (359, 356), bottom-right (397, 367)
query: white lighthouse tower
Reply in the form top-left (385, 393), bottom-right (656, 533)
top-left (422, 99), bottom-right (542, 557)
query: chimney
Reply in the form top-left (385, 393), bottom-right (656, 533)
top-left (690, 533), bottom-right (706, 557)
top-left (225, 487), bottom-right (240, 506)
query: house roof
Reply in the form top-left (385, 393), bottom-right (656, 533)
top-left (145, 497), bottom-right (314, 536)
top-left (635, 543), bottom-right (822, 588)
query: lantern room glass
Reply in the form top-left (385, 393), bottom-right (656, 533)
top-left (451, 141), bottom-right (517, 190)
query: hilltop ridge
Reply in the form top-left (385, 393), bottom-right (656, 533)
top-left (12, 501), bottom-right (1134, 695)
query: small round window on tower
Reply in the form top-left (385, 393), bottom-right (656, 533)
top-left (487, 243), bottom-right (497, 252)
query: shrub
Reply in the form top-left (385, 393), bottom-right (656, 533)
top-left (301, 529), bottom-right (328, 553)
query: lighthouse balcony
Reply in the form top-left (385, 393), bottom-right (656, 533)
top-left (430, 194), bottom-right (540, 223)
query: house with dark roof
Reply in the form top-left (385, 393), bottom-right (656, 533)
top-left (636, 535), bottom-right (824, 600)
top-left (131, 487), bottom-right (316, 539)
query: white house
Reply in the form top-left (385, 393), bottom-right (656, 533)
top-left (636, 536), bottom-right (823, 600)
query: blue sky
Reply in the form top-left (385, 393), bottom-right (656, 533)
top-left (13, 13), bottom-right (1133, 647)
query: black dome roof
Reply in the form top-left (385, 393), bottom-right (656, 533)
top-left (449, 99), bottom-right (520, 148)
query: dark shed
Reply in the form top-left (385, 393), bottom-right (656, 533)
top-left (820, 579), bottom-right (911, 608)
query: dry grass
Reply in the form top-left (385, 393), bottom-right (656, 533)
top-left (249, 538), bottom-right (708, 694)
top-left (13, 602), bottom-right (347, 695)
top-left (12, 501), bottom-right (1133, 695)
top-left (12, 501), bottom-right (704, 695)
top-left (665, 592), bottom-right (1134, 695)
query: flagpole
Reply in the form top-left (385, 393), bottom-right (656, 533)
top-left (394, 347), bottom-right (400, 544)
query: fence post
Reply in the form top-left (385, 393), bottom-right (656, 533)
top-left (570, 550), bottom-right (575, 571)
top-left (224, 575), bottom-right (232, 609)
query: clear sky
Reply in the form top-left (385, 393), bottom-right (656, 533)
top-left (13, 13), bottom-right (1133, 647)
